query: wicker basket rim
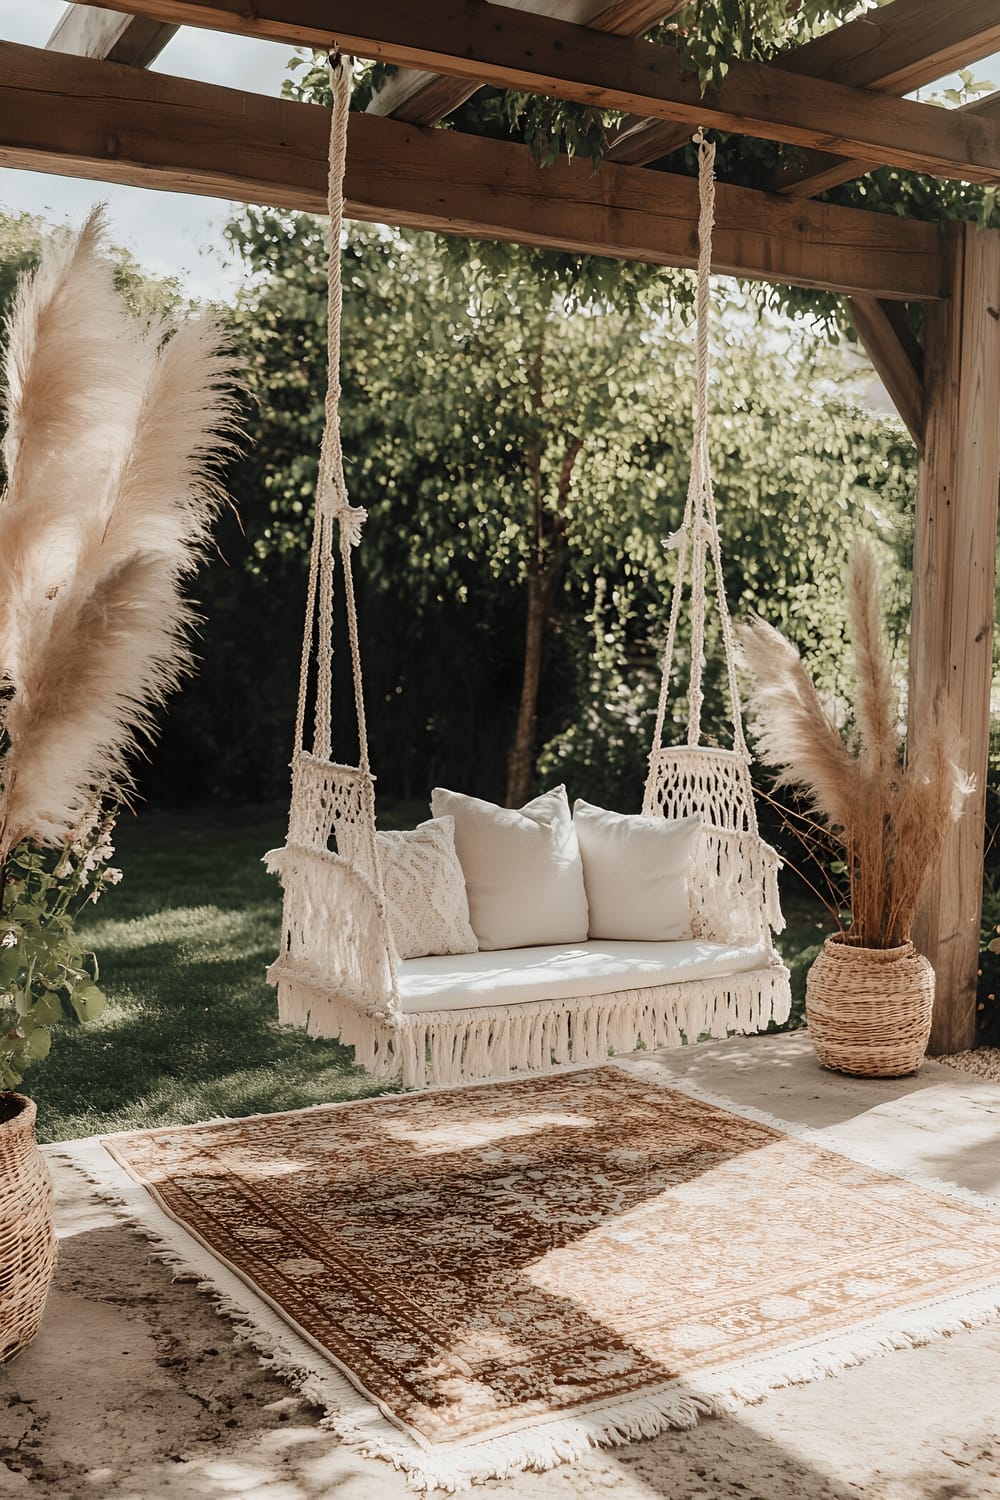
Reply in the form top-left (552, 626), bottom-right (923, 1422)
top-left (823, 933), bottom-right (918, 961)
top-left (0, 1091), bottom-right (36, 1134)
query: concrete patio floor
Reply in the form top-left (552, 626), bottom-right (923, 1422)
top-left (3, 1031), bottom-right (1000, 1500)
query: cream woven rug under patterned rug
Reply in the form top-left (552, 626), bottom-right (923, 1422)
top-left (61, 1066), bottom-right (1000, 1492)
top-left (941, 1048), bottom-right (1000, 1082)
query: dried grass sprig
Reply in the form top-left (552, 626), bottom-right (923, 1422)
top-left (847, 539), bottom-right (897, 777)
top-left (0, 213), bottom-right (243, 859)
top-left (737, 613), bottom-right (860, 830)
top-left (738, 542), bottom-right (972, 949)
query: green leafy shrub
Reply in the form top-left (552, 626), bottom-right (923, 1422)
top-left (0, 818), bottom-right (121, 1089)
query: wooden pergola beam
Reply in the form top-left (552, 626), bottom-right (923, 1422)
top-left (368, 0), bottom-right (683, 127)
top-left (586, 0), bottom-right (680, 29)
top-left (0, 41), bottom-right (947, 303)
top-left (780, 0), bottom-right (1000, 94)
top-left (774, 0), bottom-right (1000, 197)
top-left (608, 0), bottom-right (1000, 168)
top-left (64, 0), bottom-right (1000, 185)
top-left (47, 4), bottom-right (176, 66)
top-left (781, 85), bottom-right (1000, 200)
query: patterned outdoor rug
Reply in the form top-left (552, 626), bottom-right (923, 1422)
top-left (72, 1066), bottom-right (1000, 1490)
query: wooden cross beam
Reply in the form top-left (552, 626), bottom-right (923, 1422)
top-left (62, 0), bottom-right (1000, 185)
top-left (777, 76), bottom-right (1000, 201)
top-left (608, 0), bottom-right (1000, 170)
top-left (367, 1), bottom-right (685, 127)
top-left (771, 0), bottom-right (1000, 197)
top-left (0, 41), bottom-right (947, 303)
top-left (47, 4), bottom-right (176, 66)
top-left (368, 0), bottom-right (683, 127)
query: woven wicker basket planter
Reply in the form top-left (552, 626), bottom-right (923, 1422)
top-left (0, 1094), bottom-right (57, 1362)
top-left (805, 935), bottom-right (935, 1079)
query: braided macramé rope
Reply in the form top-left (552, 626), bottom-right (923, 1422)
top-left (649, 132), bottom-right (748, 761)
top-left (288, 59), bottom-right (390, 978)
top-left (293, 58), bottom-right (372, 774)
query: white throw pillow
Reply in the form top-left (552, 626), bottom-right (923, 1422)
top-left (573, 800), bottom-right (701, 942)
top-left (430, 785), bottom-right (590, 951)
top-left (375, 817), bottom-right (478, 961)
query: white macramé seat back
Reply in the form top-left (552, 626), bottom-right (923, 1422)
top-left (644, 745), bottom-right (755, 832)
top-left (287, 754), bottom-right (374, 870)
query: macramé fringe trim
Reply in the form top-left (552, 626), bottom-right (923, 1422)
top-left (267, 960), bottom-right (792, 1088)
top-left (53, 1063), bottom-right (1000, 1494)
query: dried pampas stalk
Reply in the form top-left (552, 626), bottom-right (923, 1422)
top-left (738, 545), bottom-right (972, 949)
top-left (736, 613), bottom-right (859, 830)
top-left (847, 540), bottom-right (898, 777)
top-left (0, 212), bottom-right (243, 858)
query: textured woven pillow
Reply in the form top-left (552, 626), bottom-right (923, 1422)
top-left (430, 784), bottom-right (590, 951)
top-left (573, 800), bottom-right (701, 942)
top-left (375, 817), bottom-right (478, 961)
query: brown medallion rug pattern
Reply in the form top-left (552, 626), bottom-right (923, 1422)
top-left (99, 1066), bottom-right (1000, 1482)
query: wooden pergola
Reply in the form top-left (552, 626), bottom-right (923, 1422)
top-left (3, 0), bottom-right (999, 1054)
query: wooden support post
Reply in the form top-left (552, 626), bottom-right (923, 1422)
top-left (909, 221), bottom-right (1000, 1054)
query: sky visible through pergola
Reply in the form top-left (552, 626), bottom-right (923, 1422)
top-left (1, 2), bottom-right (999, 303)
top-left (0, 0), bottom-right (293, 297)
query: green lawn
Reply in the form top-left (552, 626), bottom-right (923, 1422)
top-left (32, 803), bottom-right (823, 1144)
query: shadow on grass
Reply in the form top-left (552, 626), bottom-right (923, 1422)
top-left (33, 803), bottom-right (400, 1143)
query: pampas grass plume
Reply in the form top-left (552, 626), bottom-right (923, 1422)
top-left (738, 542), bottom-right (972, 948)
top-left (0, 211), bottom-right (242, 857)
top-left (736, 613), bottom-right (859, 830)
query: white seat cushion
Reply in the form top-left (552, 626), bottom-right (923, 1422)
top-left (396, 938), bottom-right (771, 1014)
top-left (430, 784), bottom-right (589, 951)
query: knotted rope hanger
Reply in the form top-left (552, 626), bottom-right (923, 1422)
top-left (650, 130), bottom-right (748, 760)
top-left (293, 53), bottom-right (371, 770)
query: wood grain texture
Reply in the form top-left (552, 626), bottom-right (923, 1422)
top-left (366, 68), bottom-right (478, 125)
top-left (65, 0), bottom-right (1000, 184)
top-left (848, 296), bottom-right (925, 451)
top-left (366, 0), bottom-right (620, 125)
top-left (610, 0), bottom-right (1000, 170)
top-left (780, 89), bottom-right (1000, 200)
top-left (586, 0), bottom-right (685, 31)
top-left (908, 223), bottom-right (1000, 1055)
top-left (371, 0), bottom-right (683, 124)
top-left (781, 0), bottom-right (1000, 94)
top-left (47, 5), bottom-right (176, 66)
top-left (368, 0), bottom-right (682, 123)
top-left (0, 41), bottom-right (948, 301)
top-left (773, 0), bottom-right (1000, 196)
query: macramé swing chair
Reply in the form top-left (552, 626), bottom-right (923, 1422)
top-left (265, 60), bottom-right (792, 1089)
